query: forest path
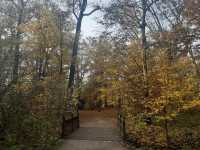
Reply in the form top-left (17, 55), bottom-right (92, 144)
top-left (59, 109), bottom-right (127, 150)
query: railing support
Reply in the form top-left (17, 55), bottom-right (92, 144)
top-left (122, 116), bottom-right (126, 140)
top-left (118, 113), bottom-right (126, 140)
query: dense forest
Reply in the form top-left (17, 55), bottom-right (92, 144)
top-left (0, 0), bottom-right (199, 150)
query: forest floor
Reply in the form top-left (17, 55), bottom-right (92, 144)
top-left (58, 108), bottom-right (128, 150)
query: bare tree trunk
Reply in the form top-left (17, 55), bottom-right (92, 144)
top-left (66, 0), bottom-right (100, 111)
top-left (163, 107), bottom-right (170, 148)
top-left (38, 49), bottom-right (43, 80)
top-left (13, 0), bottom-right (24, 83)
top-left (189, 49), bottom-right (200, 76)
top-left (60, 50), bottom-right (63, 75)
top-left (67, 14), bottom-right (83, 111)
top-left (13, 21), bottom-right (22, 82)
top-left (43, 51), bottom-right (49, 77)
top-left (141, 0), bottom-right (148, 97)
top-left (59, 12), bottom-right (64, 75)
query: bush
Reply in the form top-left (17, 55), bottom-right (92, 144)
top-left (0, 76), bottom-right (65, 150)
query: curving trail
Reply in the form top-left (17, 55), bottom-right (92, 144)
top-left (59, 109), bottom-right (127, 150)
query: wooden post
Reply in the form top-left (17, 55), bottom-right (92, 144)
top-left (77, 107), bottom-right (80, 128)
top-left (123, 116), bottom-right (126, 140)
top-left (71, 113), bottom-right (74, 132)
top-left (61, 115), bottom-right (65, 138)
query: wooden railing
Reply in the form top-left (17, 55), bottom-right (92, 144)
top-left (61, 111), bottom-right (80, 138)
top-left (118, 113), bottom-right (126, 140)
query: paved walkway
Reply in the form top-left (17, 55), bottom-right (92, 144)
top-left (59, 109), bottom-right (127, 150)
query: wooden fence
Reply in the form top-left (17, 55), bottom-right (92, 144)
top-left (118, 113), bottom-right (127, 140)
top-left (61, 112), bottom-right (80, 138)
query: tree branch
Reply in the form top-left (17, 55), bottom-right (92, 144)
top-left (149, 7), bottom-right (163, 32)
top-left (146, 0), bottom-right (160, 11)
top-left (83, 6), bottom-right (100, 16)
top-left (7, 0), bottom-right (20, 9)
top-left (73, 0), bottom-right (78, 19)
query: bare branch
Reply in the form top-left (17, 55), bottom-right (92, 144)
top-left (83, 6), bottom-right (100, 16)
top-left (73, 0), bottom-right (78, 19)
top-left (146, 0), bottom-right (160, 11)
top-left (7, 0), bottom-right (20, 9)
top-left (0, 8), bottom-right (16, 18)
top-left (24, 0), bottom-right (30, 7)
top-left (81, 0), bottom-right (88, 13)
top-left (149, 7), bottom-right (163, 32)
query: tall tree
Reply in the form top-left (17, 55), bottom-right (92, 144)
top-left (103, 0), bottom-right (161, 96)
top-left (67, 0), bottom-right (100, 111)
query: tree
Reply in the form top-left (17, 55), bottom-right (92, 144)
top-left (67, 0), bottom-right (100, 111)
top-left (103, 0), bottom-right (174, 97)
top-left (21, 8), bottom-right (60, 79)
top-left (0, 0), bottom-right (30, 98)
top-left (0, 1), bottom-right (74, 149)
top-left (183, 0), bottom-right (200, 76)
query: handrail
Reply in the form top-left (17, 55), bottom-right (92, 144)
top-left (61, 111), bottom-right (80, 138)
top-left (118, 113), bottom-right (126, 140)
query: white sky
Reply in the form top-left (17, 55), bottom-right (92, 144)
top-left (81, 0), bottom-right (110, 38)
top-left (82, 11), bottom-right (103, 38)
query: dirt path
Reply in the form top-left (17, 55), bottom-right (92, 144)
top-left (59, 109), bottom-right (127, 150)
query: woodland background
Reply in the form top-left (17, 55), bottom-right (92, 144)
top-left (0, 0), bottom-right (199, 150)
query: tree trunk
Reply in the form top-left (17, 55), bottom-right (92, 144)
top-left (189, 49), bottom-right (200, 76)
top-left (60, 51), bottom-right (63, 74)
top-left (43, 51), bottom-right (49, 77)
top-left (13, 24), bottom-right (22, 82)
top-left (164, 107), bottom-right (170, 148)
top-left (59, 13), bottom-right (64, 75)
top-left (38, 49), bottom-right (43, 80)
top-left (141, 0), bottom-right (148, 97)
top-left (66, 0), bottom-right (99, 112)
top-left (67, 15), bottom-right (83, 111)
top-left (13, 0), bottom-right (24, 83)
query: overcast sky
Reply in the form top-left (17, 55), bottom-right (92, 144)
top-left (81, 0), bottom-right (110, 38)
top-left (82, 11), bottom-right (103, 38)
